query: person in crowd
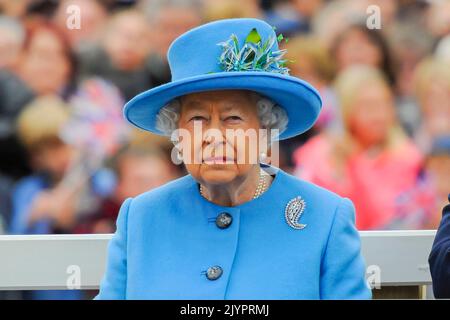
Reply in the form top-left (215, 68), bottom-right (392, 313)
top-left (139, 0), bottom-right (203, 86)
top-left (386, 21), bottom-right (433, 136)
top-left (331, 22), bottom-right (396, 85)
top-left (53, 0), bottom-right (109, 55)
top-left (278, 35), bottom-right (337, 172)
top-left (78, 9), bottom-right (158, 101)
top-left (284, 36), bottom-right (338, 131)
top-left (10, 86), bottom-right (129, 235)
top-left (74, 143), bottom-right (181, 234)
top-left (1, 13), bottom-right (147, 181)
top-left (0, 19), bottom-right (76, 183)
top-left (11, 95), bottom-right (87, 299)
top-left (294, 65), bottom-right (426, 230)
top-left (413, 57), bottom-right (450, 153)
top-left (311, 0), bottom-right (377, 48)
top-left (16, 19), bottom-right (77, 99)
top-left (11, 96), bottom-right (81, 234)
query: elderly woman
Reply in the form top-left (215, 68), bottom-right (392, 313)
top-left (96, 18), bottom-right (370, 300)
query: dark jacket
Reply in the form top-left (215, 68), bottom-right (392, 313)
top-left (0, 69), bottom-right (35, 179)
top-left (429, 194), bottom-right (450, 298)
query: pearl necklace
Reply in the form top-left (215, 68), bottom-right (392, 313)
top-left (199, 170), bottom-right (268, 201)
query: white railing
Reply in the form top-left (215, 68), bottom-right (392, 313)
top-left (0, 230), bottom-right (436, 291)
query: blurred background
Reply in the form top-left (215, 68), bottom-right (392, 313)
top-left (0, 0), bottom-right (449, 299)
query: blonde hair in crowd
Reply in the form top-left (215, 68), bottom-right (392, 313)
top-left (333, 65), bottom-right (407, 152)
top-left (413, 57), bottom-right (450, 105)
top-left (284, 35), bottom-right (336, 83)
top-left (16, 95), bottom-right (70, 150)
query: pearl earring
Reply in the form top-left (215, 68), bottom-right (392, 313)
top-left (171, 138), bottom-right (183, 162)
top-left (177, 148), bottom-right (183, 161)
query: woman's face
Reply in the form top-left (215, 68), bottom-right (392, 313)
top-left (104, 13), bottom-right (151, 71)
top-left (420, 80), bottom-right (450, 136)
top-left (150, 6), bottom-right (201, 58)
top-left (335, 28), bottom-right (382, 71)
top-left (347, 82), bottom-right (395, 147)
top-left (115, 154), bottom-right (176, 202)
top-left (19, 30), bottom-right (71, 95)
top-left (177, 90), bottom-right (263, 185)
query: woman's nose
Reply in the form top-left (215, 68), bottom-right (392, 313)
top-left (203, 130), bottom-right (226, 146)
top-left (204, 134), bottom-right (214, 144)
top-left (202, 117), bottom-right (227, 143)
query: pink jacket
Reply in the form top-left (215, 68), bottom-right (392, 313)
top-left (293, 135), bottom-right (424, 230)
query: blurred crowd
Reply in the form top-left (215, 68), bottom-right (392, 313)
top-left (0, 0), bottom-right (449, 247)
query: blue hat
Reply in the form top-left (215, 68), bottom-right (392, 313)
top-left (124, 18), bottom-right (322, 140)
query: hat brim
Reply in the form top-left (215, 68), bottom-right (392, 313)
top-left (124, 71), bottom-right (322, 140)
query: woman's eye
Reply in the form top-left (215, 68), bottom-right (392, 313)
top-left (225, 116), bottom-right (242, 122)
top-left (190, 116), bottom-right (207, 122)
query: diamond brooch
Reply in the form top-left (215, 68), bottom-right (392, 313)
top-left (285, 196), bottom-right (307, 230)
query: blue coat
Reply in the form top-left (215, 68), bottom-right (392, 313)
top-left (95, 165), bottom-right (371, 299)
top-left (429, 195), bottom-right (450, 298)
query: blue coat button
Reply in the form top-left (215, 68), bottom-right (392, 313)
top-left (216, 212), bottom-right (232, 229)
top-left (206, 266), bottom-right (223, 280)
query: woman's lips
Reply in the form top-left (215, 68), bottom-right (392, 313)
top-left (203, 156), bottom-right (235, 164)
